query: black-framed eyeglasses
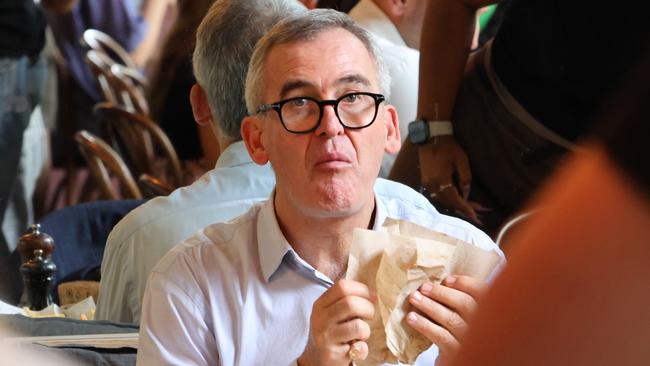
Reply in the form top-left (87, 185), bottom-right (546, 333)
top-left (256, 92), bottom-right (386, 134)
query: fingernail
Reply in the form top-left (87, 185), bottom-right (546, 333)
top-left (407, 312), bottom-right (418, 323)
top-left (420, 282), bottom-right (433, 294)
top-left (411, 291), bottom-right (422, 303)
top-left (444, 276), bottom-right (456, 286)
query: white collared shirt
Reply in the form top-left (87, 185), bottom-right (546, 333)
top-left (96, 140), bottom-right (455, 325)
top-left (137, 185), bottom-right (502, 365)
top-left (349, 0), bottom-right (421, 176)
top-left (96, 141), bottom-right (276, 324)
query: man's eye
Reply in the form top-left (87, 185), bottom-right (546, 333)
top-left (342, 94), bottom-right (359, 103)
top-left (289, 98), bottom-right (308, 107)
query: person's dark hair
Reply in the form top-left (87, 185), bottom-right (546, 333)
top-left (148, 0), bottom-right (214, 122)
top-left (316, 0), bottom-right (359, 13)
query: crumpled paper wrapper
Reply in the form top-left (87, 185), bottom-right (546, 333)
top-left (346, 218), bottom-right (502, 365)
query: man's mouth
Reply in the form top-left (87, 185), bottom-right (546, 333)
top-left (314, 152), bottom-right (352, 168)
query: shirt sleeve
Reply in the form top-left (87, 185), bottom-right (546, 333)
top-left (137, 270), bottom-right (219, 365)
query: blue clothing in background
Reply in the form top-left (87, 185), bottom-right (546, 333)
top-left (46, 0), bottom-right (146, 100)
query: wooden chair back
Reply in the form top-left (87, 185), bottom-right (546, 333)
top-left (81, 29), bottom-right (137, 69)
top-left (109, 63), bottom-right (149, 115)
top-left (85, 50), bottom-right (118, 104)
top-left (74, 130), bottom-right (142, 200)
top-left (93, 102), bottom-right (183, 188)
top-left (138, 173), bottom-right (174, 198)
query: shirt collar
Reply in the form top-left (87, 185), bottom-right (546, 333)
top-left (257, 191), bottom-right (386, 284)
top-left (349, 0), bottom-right (409, 47)
top-left (257, 198), bottom-right (293, 282)
top-left (372, 191), bottom-right (388, 231)
top-left (214, 141), bottom-right (256, 169)
top-left (257, 198), bottom-right (334, 286)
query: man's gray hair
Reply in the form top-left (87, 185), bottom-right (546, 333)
top-left (193, 0), bottom-right (306, 140)
top-left (245, 9), bottom-right (391, 115)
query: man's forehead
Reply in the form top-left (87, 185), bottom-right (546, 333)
top-left (277, 74), bottom-right (372, 99)
top-left (263, 28), bottom-right (379, 95)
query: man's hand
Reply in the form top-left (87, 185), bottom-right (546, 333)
top-left (406, 275), bottom-right (489, 366)
top-left (417, 135), bottom-right (479, 223)
top-left (298, 280), bottom-right (375, 366)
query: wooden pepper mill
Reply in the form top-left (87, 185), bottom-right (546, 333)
top-left (17, 223), bottom-right (55, 263)
top-left (17, 224), bottom-right (56, 310)
top-left (20, 249), bottom-right (57, 310)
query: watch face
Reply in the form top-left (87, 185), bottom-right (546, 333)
top-left (408, 120), bottom-right (429, 145)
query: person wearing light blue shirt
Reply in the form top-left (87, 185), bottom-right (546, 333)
top-left (95, 0), bottom-right (305, 324)
top-left (138, 8), bottom-right (503, 366)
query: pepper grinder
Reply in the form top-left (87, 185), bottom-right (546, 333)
top-left (17, 223), bottom-right (55, 263)
top-left (20, 249), bottom-right (57, 310)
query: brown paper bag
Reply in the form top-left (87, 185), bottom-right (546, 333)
top-left (346, 218), bottom-right (502, 365)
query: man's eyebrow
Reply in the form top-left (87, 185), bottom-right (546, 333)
top-left (335, 74), bottom-right (372, 88)
top-left (278, 74), bottom-right (373, 100)
top-left (279, 80), bottom-right (315, 100)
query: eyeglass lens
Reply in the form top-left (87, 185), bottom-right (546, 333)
top-left (281, 93), bottom-right (377, 132)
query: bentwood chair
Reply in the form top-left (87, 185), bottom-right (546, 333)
top-left (75, 130), bottom-right (143, 200)
top-left (85, 49), bottom-right (119, 105)
top-left (93, 103), bottom-right (183, 189)
top-left (81, 29), bottom-right (138, 70)
top-left (109, 63), bottom-right (149, 115)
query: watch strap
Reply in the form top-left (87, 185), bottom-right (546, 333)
top-left (426, 120), bottom-right (453, 137)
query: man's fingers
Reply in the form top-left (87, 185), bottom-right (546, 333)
top-left (408, 288), bottom-right (469, 338)
top-left (415, 281), bottom-right (479, 322)
top-left (406, 310), bottom-right (460, 352)
top-left (348, 340), bottom-right (369, 361)
top-left (329, 295), bottom-right (375, 323)
top-left (330, 318), bottom-right (371, 344)
top-left (443, 275), bottom-right (489, 302)
top-left (315, 279), bottom-right (372, 309)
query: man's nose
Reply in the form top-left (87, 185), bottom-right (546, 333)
top-left (315, 104), bottom-right (344, 137)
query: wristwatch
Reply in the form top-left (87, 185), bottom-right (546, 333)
top-left (408, 120), bottom-right (453, 145)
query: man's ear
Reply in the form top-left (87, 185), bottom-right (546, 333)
top-left (240, 115), bottom-right (269, 165)
top-left (190, 84), bottom-right (213, 126)
top-left (383, 104), bottom-right (401, 154)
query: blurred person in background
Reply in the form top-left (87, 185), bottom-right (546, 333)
top-left (450, 55), bottom-right (650, 366)
top-left (96, 0), bottom-right (307, 325)
top-left (348, 0), bottom-right (425, 176)
top-left (147, 0), bottom-right (217, 168)
top-left (390, 0), bottom-right (650, 234)
top-left (45, 0), bottom-right (173, 164)
top-left (0, 0), bottom-right (47, 264)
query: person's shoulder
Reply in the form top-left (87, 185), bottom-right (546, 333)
top-left (106, 169), bottom-right (220, 241)
top-left (375, 179), bottom-right (501, 254)
top-left (375, 178), bottom-right (433, 211)
top-left (106, 164), bottom-right (272, 248)
top-left (422, 212), bottom-right (498, 252)
top-left (151, 204), bottom-right (263, 277)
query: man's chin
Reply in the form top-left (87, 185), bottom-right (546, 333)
top-left (309, 182), bottom-right (366, 217)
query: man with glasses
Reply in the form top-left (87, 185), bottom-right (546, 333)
top-left (138, 9), bottom-right (501, 366)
